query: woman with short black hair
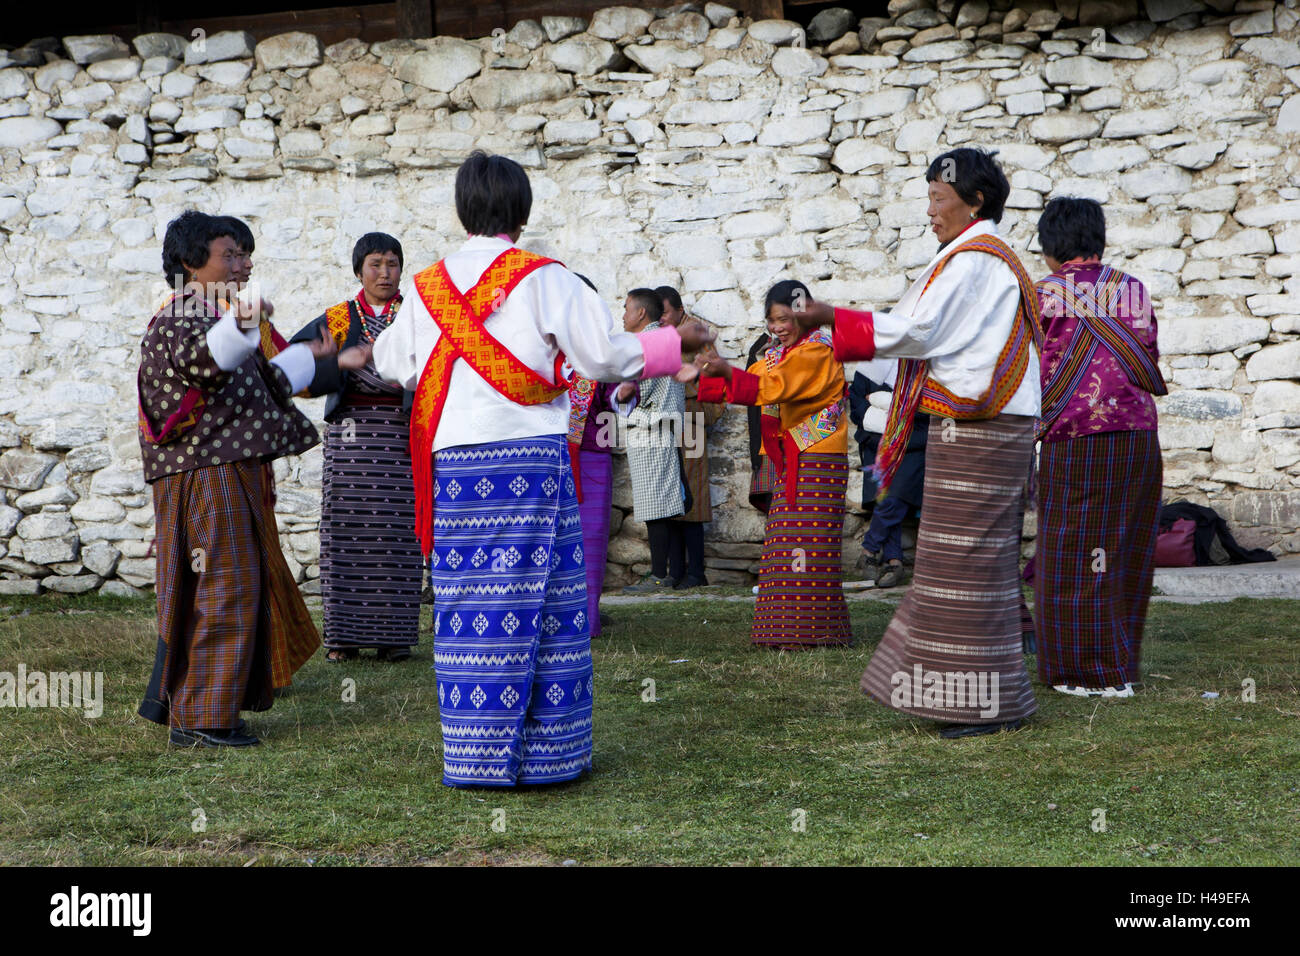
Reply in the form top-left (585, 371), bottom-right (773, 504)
top-left (290, 231), bottom-right (421, 663)
top-left (1033, 196), bottom-right (1165, 698)
top-left (790, 147), bottom-right (1043, 735)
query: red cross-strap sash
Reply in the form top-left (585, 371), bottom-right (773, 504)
top-left (409, 247), bottom-right (567, 555)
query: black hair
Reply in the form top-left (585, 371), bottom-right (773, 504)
top-left (656, 285), bottom-right (683, 312)
top-left (627, 287), bottom-right (663, 323)
top-left (455, 150), bottom-right (532, 237)
top-left (215, 215), bottom-right (255, 253)
top-left (574, 272), bottom-right (598, 292)
top-left (162, 210), bottom-right (235, 285)
top-left (925, 147), bottom-right (1010, 224)
top-left (1037, 196), bottom-right (1106, 262)
top-left (352, 232), bottom-right (404, 275)
top-left (763, 279), bottom-right (812, 317)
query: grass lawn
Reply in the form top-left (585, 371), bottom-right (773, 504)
top-left (1, 592), bottom-right (1297, 866)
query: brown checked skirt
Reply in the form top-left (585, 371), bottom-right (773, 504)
top-left (140, 459), bottom-right (276, 730)
top-left (859, 414), bottom-right (1037, 724)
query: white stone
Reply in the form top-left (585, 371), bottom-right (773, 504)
top-left (541, 16), bottom-right (586, 43)
top-left (895, 118), bottom-right (944, 152)
top-left (1103, 109), bottom-right (1178, 139)
top-left (1235, 202), bottom-right (1300, 228)
top-left (14, 486), bottom-right (76, 512)
top-left (1253, 381), bottom-right (1300, 418)
top-left (1043, 56), bottom-right (1114, 89)
top-left (279, 129), bottom-right (324, 156)
top-left (1158, 316), bottom-right (1269, 355)
top-left (747, 19), bottom-right (803, 46)
top-left (1245, 341), bottom-right (1300, 382)
top-left (1240, 38), bottom-right (1300, 70)
top-left (548, 35), bottom-right (618, 75)
top-left (1029, 113), bottom-right (1100, 144)
top-left (590, 6), bottom-right (655, 40)
top-left (832, 139), bottom-right (900, 174)
top-left (87, 58), bottom-right (141, 82)
top-left (833, 88), bottom-right (915, 122)
top-left (722, 211), bottom-right (786, 239)
top-left (197, 61), bottom-right (252, 87)
top-left (174, 108), bottom-right (241, 133)
top-left (772, 48), bottom-right (828, 78)
top-left (17, 511), bottom-right (75, 540)
top-left (1165, 140), bottom-right (1228, 170)
top-left (902, 41), bottom-right (975, 63)
top-left (1119, 165), bottom-right (1192, 200)
top-left (1133, 58), bottom-right (1178, 92)
top-left (161, 71), bottom-right (197, 98)
top-left (395, 39), bottom-right (483, 92)
top-left (791, 195), bottom-right (861, 232)
top-left (994, 143), bottom-right (1054, 170)
top-left (0, 450), bottom-right (58, 491)
top-left (255, 32), bottom-right (323, 71)
top-left (543, 119), bottom-right (600, 144)
top-left (1006, 90), bottom-right (1045, 115)
top-left (63, 35), bottom-right (130, 64)
top-left (649, 12), bottom-right (711, 44)
top-left (134, 33), bottom-right (188, 60)
top-left (25, 537), bottom-right (79, 565)
top-left (34, 61), bottom-right (79, 93)
top-left (1278, 96), bottom-right (1300, 136)
top-left (933, 80), bottom-right (989, 114)
top-left (185, 30), bottom-right (255, 65)
top-left (469, 71), bottom-right (572, 110)
top-left (624, 44), bottom-right (704, 73)
top-left (0, 116), bottom-right (62, 148)
top-left (506, 20), bottom-right (547, 51)
top-left (665, 98), bottom-right (772, 125)
top-left (756, 112), bottom-right (831, 147)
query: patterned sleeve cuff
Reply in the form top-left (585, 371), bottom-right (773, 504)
top-left (727, 368), bottom-right (761, 406)
top-left (832, 307), bottom-right (875, 362)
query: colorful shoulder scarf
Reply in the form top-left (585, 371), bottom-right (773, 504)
top-left (873, 233), bottom-right (1043, 496)
top-left (1037, 264), bottom-right (1166, 439)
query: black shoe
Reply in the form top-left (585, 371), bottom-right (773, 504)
top-left (622, 575), bottom-right (673, 594)
top-left (673, 575), bottom-right (709, 590)
top-left (376, 646), bottom-right (412, 662)
top-left (170, 727), bottom-right (261, 747)
top-left (939, 719), bottom-right (1025, 739)
top-left (860, 553), bottom-right (882, 583)
top-left (599, 612), bottom-right (613, 628)
top-left (875, 560), bottom-right (906, 589)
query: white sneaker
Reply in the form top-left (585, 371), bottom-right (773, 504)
top-left (1053, 683), bottom-right (1134, 698)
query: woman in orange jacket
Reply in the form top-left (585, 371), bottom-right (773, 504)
top-left (697, 280), bottom-right (852, 649)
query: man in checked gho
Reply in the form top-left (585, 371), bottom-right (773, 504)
top-left (371, 151), bottom-right (713, 788)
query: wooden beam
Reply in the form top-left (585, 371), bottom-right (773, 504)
top-left (749, 0), bottom-right (785, 19)
top-left (395, 0), bottom-right (433, 38)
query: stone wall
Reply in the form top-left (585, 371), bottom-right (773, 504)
top-left (0, 0), bottom-right (1298, 597)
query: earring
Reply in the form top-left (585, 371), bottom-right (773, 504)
top-left (970, 211), bottom-right (977, 219)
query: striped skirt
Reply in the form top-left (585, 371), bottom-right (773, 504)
top-left (140, 460), bottom-right (275, 730)
top-left (1035, 429), bottom-right (1162, 688)
top-left (429, 435), bottom-right (593, 788)
top-left (319, 404), bottom-right (424, 649)
top-left (752, 452), bottom-right (852, 649)
top-left (578, 450), bottom-right (612, 637)
top-left (860, 415), bottom-right (1037, 724)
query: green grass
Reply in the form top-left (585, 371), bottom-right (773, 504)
top-left (1, 593), bottom-right (1297, 865)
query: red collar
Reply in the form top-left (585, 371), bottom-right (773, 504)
top-left (356, 290), bottom-right (398, 317)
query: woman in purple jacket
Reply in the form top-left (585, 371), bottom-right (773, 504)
top-left (1034, 197), bottom-right (1167, 699)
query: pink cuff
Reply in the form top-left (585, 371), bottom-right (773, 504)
top-left (637, 325), bottom-right (682, 380)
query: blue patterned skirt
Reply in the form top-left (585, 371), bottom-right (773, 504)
top-left (429, 435), bottom-right (593, 787)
